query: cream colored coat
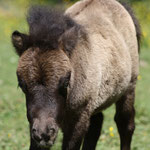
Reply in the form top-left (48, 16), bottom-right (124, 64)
top-left (65, 0), bottom-right (139, 113)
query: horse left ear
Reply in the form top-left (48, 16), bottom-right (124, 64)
top-left (12, 31), bottom-right (31, 56)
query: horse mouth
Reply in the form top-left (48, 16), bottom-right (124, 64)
top-left (37, 140), bottom-right (54, 148)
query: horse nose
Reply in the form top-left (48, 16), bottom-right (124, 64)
top-left (32, 127), bottom-right (56, 143)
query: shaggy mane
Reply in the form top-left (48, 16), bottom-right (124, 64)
top-left (119, 1), bottom-right (141, 52)
top-left (27, 6), bottom-right (78, 50)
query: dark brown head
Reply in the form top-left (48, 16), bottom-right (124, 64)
top-left (11, 6), bottom-right (84, 148)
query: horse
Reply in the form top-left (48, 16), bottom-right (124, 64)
top-left (12, 0), bottom-right (141, 150)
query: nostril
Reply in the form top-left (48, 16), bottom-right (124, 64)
top-left (32, 128), bottom-right (42, 142)
top-left (32, 128), bottom-right (36, 133)
top-left (49, 128), bottom-right (55, 135)
top-left (33, 133), bottom-right (42, 142)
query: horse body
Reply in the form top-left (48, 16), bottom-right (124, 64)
top-left (66, 0), bottom-right (139, 112)
top-left (12, 0), bottom-right (140, 150)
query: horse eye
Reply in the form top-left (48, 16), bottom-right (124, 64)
top-left (59, 83), bottom-right (68, 99)
top-left (17, 74), bottom-right (27, 93)
top-left (18, 80), bottom-right (27, 92)
top-left (58, 72), bottom-right (71, 99)
top-left (18, 81), bottom-right (24, 89)
top-left (63, 79), bottom-right (69, 89)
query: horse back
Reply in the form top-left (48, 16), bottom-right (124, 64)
top-left (66, 0), bottom-right (139, 110)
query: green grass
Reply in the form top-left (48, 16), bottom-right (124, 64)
top-left (0, 1), bottom-right (150, 150)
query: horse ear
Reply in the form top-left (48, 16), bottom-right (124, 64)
top-left (12, 31), bottom-right (31, 56)
top-left (59, 26), bottom-right (84, 56)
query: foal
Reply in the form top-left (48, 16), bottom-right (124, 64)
top-left (12, 0), bottom-right (141, 150)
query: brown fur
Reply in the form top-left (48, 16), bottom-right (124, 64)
top-left (12, 0), bottom-right (140, 150)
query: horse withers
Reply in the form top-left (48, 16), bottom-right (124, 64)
top-left (12, 0), bottom-right (141, 150)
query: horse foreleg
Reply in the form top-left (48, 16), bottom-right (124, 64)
top-left (114, 88), bottom-right (135, 150)
top-left (62, 110), bottom-right (91, 150)
top-left (82, 112), bottom-right (104, 150)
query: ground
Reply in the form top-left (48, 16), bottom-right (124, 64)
top-left (0, 0), bottom-right (150, 150)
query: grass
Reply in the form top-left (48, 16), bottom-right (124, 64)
top-left (0, 1), bottom-right (150, 150)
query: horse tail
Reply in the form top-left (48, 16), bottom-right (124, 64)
top-left (120, 1), bottom-right (141, 53)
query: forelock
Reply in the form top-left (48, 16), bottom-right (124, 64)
top-left (27, 6), bottom-right (78, 50)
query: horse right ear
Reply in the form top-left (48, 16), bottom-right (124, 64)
top-left (59, 25), bottom-right (85, 56)
top-left (12, 31), bottom-right (31, 56)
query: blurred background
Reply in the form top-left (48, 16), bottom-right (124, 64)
top-left (0, 0), bottom-right (150, 150)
